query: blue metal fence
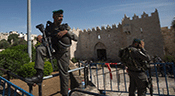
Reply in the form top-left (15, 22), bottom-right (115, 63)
top-left (0, 76), bottom-right (33, 96)
top-left (0, 62), bottom-right (174, 96)
top-left (151, 62), bottom-right (175, 96)
top-left (88, 62), bottom-right (175, 96)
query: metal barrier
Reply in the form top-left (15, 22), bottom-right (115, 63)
top-left (0, 68), bottom-right (36, 96)
top-left (1, 61), bottom-right (174, 96)
top-left (150, 62), bottom-right (175, 96)
top-left (0, 76), bottom-right (33, 96)
top-left (88, 62), bottom-right (175, 96)
top-left (0, 62), bottom-right (87, 96)
top-left (89, 63), bottom-right (127, 92)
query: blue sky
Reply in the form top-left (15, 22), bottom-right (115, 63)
top-left (0, 0), bottom-right (174, 35)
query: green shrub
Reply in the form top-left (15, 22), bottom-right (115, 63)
top-left (0, 39), bottom-right (10, 49)
top-left (52, 59), bottom-right (59, 71)
top-left (71, 57), bottom-right (78, 63)
top-left (18, 61), bottom-right (53, 78)
top-left (17, 62), bottom-right (36, 78)
top-left (0, 48), bottom-right (30, 74)
top-left (43, 61), bottom-right (53, 76)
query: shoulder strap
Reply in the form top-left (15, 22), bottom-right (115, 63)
top-left (128, 47), bottom-right (139, 69)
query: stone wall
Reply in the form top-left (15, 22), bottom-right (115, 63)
top-left (161, 26), bottom-right (175, 58)
top-left (71, 9), bottom-right (164, 62)
top-left (122, 9), bottom-right (164, 58)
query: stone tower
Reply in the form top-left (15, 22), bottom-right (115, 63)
top-left (71, 9), bottom-right (164, 62)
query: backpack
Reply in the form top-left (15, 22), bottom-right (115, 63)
top-left (118, 47), bottom-right (137, 68)
top-left (119, 47), bottom-right (149, 71)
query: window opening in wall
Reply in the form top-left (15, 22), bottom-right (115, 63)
top-left (128, 31), bottom-right (130, 34)
top-left (98, 35), bottom-right (101, 39)
top-left (140, 28), bottom-right (143, 33)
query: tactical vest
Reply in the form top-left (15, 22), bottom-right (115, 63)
top-left (119, 47), bottom-right (149, 71)
top-left (45, 21), bottom-right (72, 53)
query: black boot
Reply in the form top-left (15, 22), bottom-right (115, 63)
top-left (26, 69), bottom-right (43, 84)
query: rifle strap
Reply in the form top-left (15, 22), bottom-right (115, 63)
top-left (128, 48), bottom-right (139, 69)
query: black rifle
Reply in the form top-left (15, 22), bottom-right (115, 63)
top-left (148, 64), bottom-right (153, 96)
top-left (36, 24), bottom-right (54, 70)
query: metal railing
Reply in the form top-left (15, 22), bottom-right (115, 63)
top-left (150, 62), bottom-right (175, 96)
top-left (0, 61), bottom-right (87, 96)
top-left (88, 62), bottom-right (175, 96)
top-left (0, 76), bottom-right (33, 96)
top-left (1, 61), bottom-right (174, 96)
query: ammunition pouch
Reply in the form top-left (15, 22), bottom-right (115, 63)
top-left (45, 21), bottom-right (76, 53)
top-left (140, 61), bottom-right (149, 71)
top-left (52, 35), bottom-right (72, 53)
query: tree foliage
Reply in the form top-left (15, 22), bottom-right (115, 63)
top-left (0, 33), bottom-right (55, 77)
top-left (11, 38), bottom-right (27, 47)
top-left (0, 47), bottom-right (30, 74)
top-left (7, 34), bottom-right (19, 44)
top-left (0, 44), bottom-right (37, 74)
top-left (17, 62), bottom-right (36, 78)
top-left (0, 34), bottom-right (27, 49)
top-left (17, 61), bottom-right (53, 78)
top-left (0, 39), bottom-right (10, 49)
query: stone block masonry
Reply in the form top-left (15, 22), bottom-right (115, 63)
top-left (71, 9), bottom-right (164, 62)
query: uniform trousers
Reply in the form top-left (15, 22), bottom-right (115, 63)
top-left (35, 45), bottom-right (69, 95)
top-left (128, 70), bottom-right (147, 96)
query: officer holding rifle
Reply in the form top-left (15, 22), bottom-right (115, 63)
top-left (26, 9), bottom-right (77, 96)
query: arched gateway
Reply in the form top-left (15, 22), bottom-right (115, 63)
top-left (94, 42), bottom-right (107, 61)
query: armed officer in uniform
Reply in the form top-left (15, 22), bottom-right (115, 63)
top-left (127, 39), bottom-right (150, 96)
top-left (26, 9), bottom-right (77, 96)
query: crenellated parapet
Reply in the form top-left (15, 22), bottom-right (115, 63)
top-left (141, 11), bottom-right (149, 18)
top-left (71, 9), bottom-right (165, 62)
top-left (121, 9), bottom-right (159, 23)
top-left (78, 24), bottom-right (121, 34)
top-left (112, 24), bottom-right (117, 29)
top-left (77, 9), bottom-right (159, 34)
top-left (122, 9), bottom-right (159, 34)
top-left (132, 14), bottom-right (139, 20)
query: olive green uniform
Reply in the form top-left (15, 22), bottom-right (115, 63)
top-left (35, 22), bottom-right (77, 95)
top-left (127, 46), bottom-right (150, 96)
